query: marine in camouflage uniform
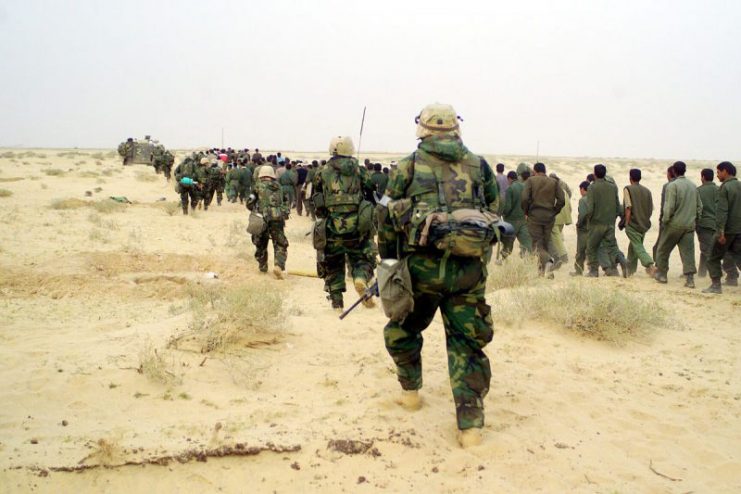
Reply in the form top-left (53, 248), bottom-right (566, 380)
top-left (248, 166), bottom-right (289, 279)
top-left (162, 149), bottom-right (174, 180)
top-left (174, 155), bottom-right (208, 215)
top-left (377, 104), bottom-right (498, 447)
top-left (313, 137), bottom-right (376, 309)
top-left (118, 138), bottom-right (135, 166)
top-left (201, 162), bottom-right (226, 209)
top-left (151, 144), bottom-right (165, 174)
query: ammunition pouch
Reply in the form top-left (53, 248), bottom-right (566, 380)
top-left (377, 258), bottom-right (414, 323)
top-left (313, 218), bottom-right (327, 250)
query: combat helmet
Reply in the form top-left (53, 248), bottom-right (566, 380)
top-left (516, 162), bottom-right (532, 178)
top-left (328, 136), bottom-right (355, 157)
top-left (200, 157), bottom-right (210, 165)
top-left (415, 103), bottom-right (462, 139)
top-left (258, 166), bottom-right (276, 180)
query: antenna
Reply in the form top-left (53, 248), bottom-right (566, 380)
top-left (357, 106), bottom-right (367, 161)
top-left (536, 139), bottom-right (540, 162)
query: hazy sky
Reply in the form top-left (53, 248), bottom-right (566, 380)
top-left (1, 0), bottom-right (739, 160)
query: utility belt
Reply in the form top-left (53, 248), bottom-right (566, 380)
top-left (388, 199), bottom-right (509, 258)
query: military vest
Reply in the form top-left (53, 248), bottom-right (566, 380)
top-left (319, 158), bottom-right (364, 214)
top-left (255, 180), bottom-right (285, 221)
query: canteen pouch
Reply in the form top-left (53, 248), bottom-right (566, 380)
top-left (357, 200), bottom-right (374, 235)
top-left (377, 258), bottom-right (414, 323)
top-left (312, 218), bottom-right (327, 250)
top-left (246, 211), bottom-right (267, 235)
top-left (387, 198), bottom-right (413, 233)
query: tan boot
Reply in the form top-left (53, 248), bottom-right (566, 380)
top-left (457, 428), bottom-right (483, 448)
top-left (396, 390), bottom-right (422, 411)
top-left (273, 266), bottom-right (285, 280)
top-left (354, 278), bottom-right (375, 308)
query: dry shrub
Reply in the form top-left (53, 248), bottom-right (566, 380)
top-left (81, 438), bottom-right (123, 466)
top-left (78, 170), bottom-right (100, 178)
top-left (91, 199), bottom-right (126, 213)
top-left (88, 228), bottom-right (110, 243)
top-left (138, 344), bottom-right (182, 386)
top-left (91, 152), bottom-right (105, 160)
top-left (0, 151), bottom-right (16, 159)
top-left (42, 168), bottom-right (66, 176)
top-left (187, 282), bottom-right (285, 353)
top-left (490, 279), bottom-right (667, 344)
top-left (0, 177), bottom-right (24, 182)
top-left (153, 201), bottom-right (181, 216)
top-left (0, 189), bottom-right (11, 198)
top-left (50, 198), bottom-right (88, 210)
top-left (487, 254), bottom-right (541, 290)
top-left (135, 170), bottom-right (158, 182)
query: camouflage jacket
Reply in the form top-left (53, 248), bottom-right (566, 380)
top-left (253, 179), bottom-right (288, 222)
top-left (378, 135), bottom-right (498, 258)
top-left (313, 156), bottom-right (373, 235)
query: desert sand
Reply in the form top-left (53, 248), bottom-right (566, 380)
top-left (0, 148), bottom-right (739, 493)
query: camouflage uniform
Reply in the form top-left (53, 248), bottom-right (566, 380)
top-left (313, 156), bottom-right (376, 307)
top-left (162, 150), bottom-right (174, 180)
top-left (174, 156), bottom-right (207, 214)
top-left (151, 145), bottom-right (165, 174)
top-left (378, 133), bottom-right (498, 431)
top-left (202, 164), bottom-right (225, 209)
top-left (249, 179), bottom-right (289, 272)
top-left (118, 140), bottom-right (135, 166)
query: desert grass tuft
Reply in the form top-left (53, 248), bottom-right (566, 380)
top-left (42, 168), bottom-right (66, 176)
top-left (50, 198), bottom-right (88, 210)
top-left (138, 344), bottom-right (182, 386)
top-left (489, 279), bottom-right (668, 344)
top-left (91, 199), bottom-right (127, 214)
top-left (0, 189), bottom-right (12, 198)
top-left (487, 253), bottom-right (541, 290)
top-left (187, 282), bottom-right (285, 353)
top-left (135, 170), bottom-right (158, 182)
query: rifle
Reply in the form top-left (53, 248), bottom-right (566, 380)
top-left (338, 280), bottom-right (378, 320)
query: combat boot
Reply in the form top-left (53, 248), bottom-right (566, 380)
top-left (725, 277), bottom-right (738, 287)
top-left (273, 266), bottom-right (285, 280)
top-left (584, 268), bottom-right (599, 278)
top-left (259, 264), bottom-right (268, 273)
top-left (396, 389), bottom-right (422, 411)
top-left (354, 278), bottom-right (376, 308)
top-left (605, 267), bottom-right (620, 277)
top-left (329, 293), bottom-right (344, 311)
top-left (703, 278), bottom-right (722, 294)
top-left (655, 271), bottom-right (668, 284)
top-left (457, 428), bottom-right (483, 448)
top-left (684, 274), bottom-right (695, 289)
top-left (182, 206), bottom-right (188, 215)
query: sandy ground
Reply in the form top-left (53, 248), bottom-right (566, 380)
top-left (0, 148), bottom-right (739, 493)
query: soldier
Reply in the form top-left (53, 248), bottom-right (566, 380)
top-left (548, 172), bottom-right (572, 269)
top-left (238, 161), bottom-right (253, 205)
top-left (703, 162), bottom-right (741, 293)
top-left (570, 181), bottom-right (592, 275)
top-left (279, 162), bottom-right (297, 209)
top-left (247, 166), bottom-right (289, 279)
top-left (623, 168), bottom-right (656, 276)
top-left (151, 143), bottom-right (165, 174)
top-left (584, 164), bottom-right (627, 277)
top-left (302, 161), bottom-right (319, 220)
top-left (653, 166), bottom-right (676, 260)
top-left (377, 103), bottom-right (498, 448)
top-left (696, 168), bottom-right (739, 283)
top-left (313, 136), bottom-right (376, 310)
top-left (654, 161), bottom-right (702, 287)
top-left (174, 156), bottom-right (207, 215)
top-left (202, 161), bottom-right (226, 208)
top-left (370, 163), bottom-right (389, 200)
top-left (521, 162), bottom-right (565, 276)
top-left (118, 138), bottom-right (135, 166)
top-left (501, 170), bottom-right (532, 258)
top-left (162, 149), bottom-right (175, 181)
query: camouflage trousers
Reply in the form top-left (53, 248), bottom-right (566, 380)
top-left (319, 233), bottom-right (375, 297)
top-left (383, 252), bottom-right (493, 430)
top-left (252, 220), bottom-right (288, 271)
top-left (202, 186), bottom-right (215, 209)
top-left (178, 186), bottom-right (201, 211)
